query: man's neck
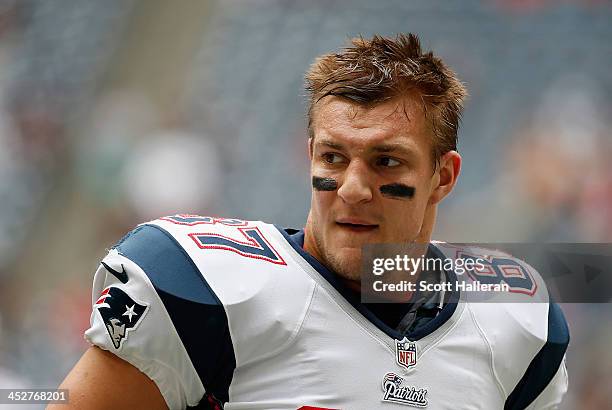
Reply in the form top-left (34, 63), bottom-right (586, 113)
top-left (302, 214), bottom-right (433, 302)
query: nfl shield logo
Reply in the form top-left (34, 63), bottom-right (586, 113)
top-left (395, 337), bottom-right (417, 370)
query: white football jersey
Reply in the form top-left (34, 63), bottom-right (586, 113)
top-left (85, 215), bottom-right (569, 409)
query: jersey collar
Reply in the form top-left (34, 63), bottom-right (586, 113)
top-left (276, 227), bottom-right (460, 341)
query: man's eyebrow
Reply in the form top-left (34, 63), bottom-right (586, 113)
top-left (372, 143), bottom-right (415, 155)
top-left (316, 139), bottom-right (344, 150)
top-left (315, 139), bottom-right (416, 156)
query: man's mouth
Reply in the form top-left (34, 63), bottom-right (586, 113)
top-left (335, 219), bottom-right (379, 233)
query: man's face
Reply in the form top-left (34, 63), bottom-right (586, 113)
top-left (304, 95), bottom-right (459, 284)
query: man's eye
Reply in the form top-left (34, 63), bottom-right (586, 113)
top-left (376, 156), bottom-right (401, 167)
top-left (322, 153), bottom-right (343, 164)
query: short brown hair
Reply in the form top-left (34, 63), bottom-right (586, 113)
top-left (305, 33), bottom-right (467, 164)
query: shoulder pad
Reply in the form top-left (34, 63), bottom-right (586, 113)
top-left (431, 243), bottom-right (569, 406)
top-left (86, 220), bottom-right (241, 407)
top-left (145, 215), bottom-right (316, 368)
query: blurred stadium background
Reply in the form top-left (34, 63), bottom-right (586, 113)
top-left (0, 0), bottom-right (610, 408)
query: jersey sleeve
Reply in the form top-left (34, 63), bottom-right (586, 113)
top-left (468, 292), bottom-right (569, 409)
top-left (503, 302), bottom-right (570, 409)
top-left (84, 224), bottom-right (236, 409)
top-left (525, 357), bottom-right (568, 410)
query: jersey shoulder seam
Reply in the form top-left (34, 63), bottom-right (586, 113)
top-left (467, 303), bottom-right (508, 400)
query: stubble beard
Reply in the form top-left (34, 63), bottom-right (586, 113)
top-left (313, 230), bottom-right (362, 283)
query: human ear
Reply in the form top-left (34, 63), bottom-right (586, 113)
top-left (308, 137), bottom-right (314, 160)
top-left (429, 150), bottom-right (461, 205)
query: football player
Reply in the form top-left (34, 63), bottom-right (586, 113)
top-left (52, 34), bottom-right (568, 409)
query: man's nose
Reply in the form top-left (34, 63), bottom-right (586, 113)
top-left (337, 160), bottom-right (373, 204)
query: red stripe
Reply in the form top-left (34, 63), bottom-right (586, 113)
top-left (95, 288), bottom-right (111, 305)
top-left (297, 407), bottom-right (339, 410)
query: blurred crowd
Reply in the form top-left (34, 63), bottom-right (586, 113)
top-left (0, 1), bottom-right (610, 408)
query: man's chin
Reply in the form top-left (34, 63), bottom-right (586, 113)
top-left (337, 245), bottom-right (363, 257)
top-left (324, 248), bottom-right (363, 282)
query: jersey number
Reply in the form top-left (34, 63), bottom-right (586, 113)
top-left (162, 215), bottom-right (287, 265)
top-left (459, 253), bottom-right (537, 296)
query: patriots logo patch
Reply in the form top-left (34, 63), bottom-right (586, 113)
top-left (94, 286), bottom-right (148, 349)
top-left (381, 372), bottom-right (428, 407)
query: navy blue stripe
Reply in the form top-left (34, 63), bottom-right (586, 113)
top-left (277, 227), bottom-right (459, 341)
top-left (504, 302), bottom-right (569, 410)
top-left (114, 224), bottom-right (236, 405)
top-left (408, 244), bottom-right (460, 340)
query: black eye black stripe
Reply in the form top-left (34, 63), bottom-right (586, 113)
top-left (379, 183), bottom-right (415, 199)
top-left (312, 176), bottom-right (338, 191)
top-left (313, 177), bottom-right (414, 199)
